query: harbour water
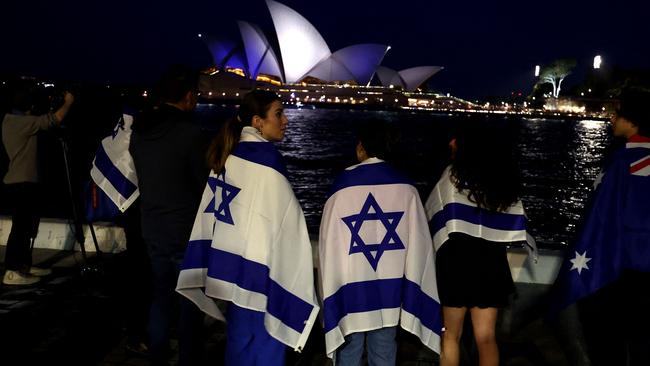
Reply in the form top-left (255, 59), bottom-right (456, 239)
top-left (199, 105), bottom-right (614, 247)
top-left (0, 105), bottom-right (614, 249)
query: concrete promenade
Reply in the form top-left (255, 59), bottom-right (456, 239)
top-left (0, 218), bottom-right (591, 366)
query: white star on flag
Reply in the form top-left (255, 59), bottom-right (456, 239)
top-left (570, 251), bottom-right (592, 275)
top-left (592, 172), bottom-right (604, 189)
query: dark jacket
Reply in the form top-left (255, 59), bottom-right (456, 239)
top-left (129, 104), bottom-right (209, 249)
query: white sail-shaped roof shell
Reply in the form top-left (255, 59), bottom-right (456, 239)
top-left (205, 37), bottom-right (247, 71)
top-left (399, 66), bottom-right (443, 91)
top-left (376, 65), bottom-right (443, 91)
top-left (376, 66), bottom-right (405, 88)
top-left (237, 21), bottom-right (284, 81)
top-left (266, 0), bottom-right (331, 83)
top-left (307, 44), bottom-right (390, 85)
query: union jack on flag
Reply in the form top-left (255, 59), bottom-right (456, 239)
top-left (630, 154), bottom-right (650, 176)
top-left (627, 138), bottom-right (650, 177)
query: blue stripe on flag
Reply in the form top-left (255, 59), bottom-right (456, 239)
top-left (182, 240), bottom-right (212, 270)
top-left (182, 240), bottom-right (313, 333)
top-left (232, 142), bottom-right (288, 179)
top-left (94, 145), bottom-right (138, 199)
top-left (322, 278), bottom-right (403, 332)
top-left (328, 163), bottom-right (413, 198)
top-left (402, 279), bottom-right (443, 334)
top-left (430, 202), bottom-right (526, 234)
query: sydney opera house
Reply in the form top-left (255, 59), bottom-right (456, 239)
top-left (199, 0), bottom-right (461, 109)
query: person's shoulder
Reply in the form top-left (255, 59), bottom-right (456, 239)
top-left (2, 113), bottom-right (47, 128)
top-left (329, 161), bottom-right (414, 198)
top-left (233, 141), bottom-right (288, 178)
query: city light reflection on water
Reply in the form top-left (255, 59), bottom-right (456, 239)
top-left (200, 106), bottom-right (613, 248)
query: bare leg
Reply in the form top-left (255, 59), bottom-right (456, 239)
top-left (441, 306), bottom-right (467, 366)
top-left (469, 307), bottom-right (499, 366)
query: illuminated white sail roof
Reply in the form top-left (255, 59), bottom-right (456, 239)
top-left (376, 65), bottom-right (443, 91)
top-left (307, 44), bottom-right (390, 85)
top-left (399, 66), bottom-right (443, 91)
top-left (266, 0), bottom-right (331, 83)
top-left (237, 21), bottom-right (283, 81)
top-left (204, 37), bottom-right (247, 71)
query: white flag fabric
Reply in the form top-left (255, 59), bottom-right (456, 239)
top-left (89, 113), bottom-right (139, 212)
top-left (425, 166), bottom-right (529, 251)
top-left (177, 126), bottom-right (320, 352)
top-left (319, 158), bottom-right (442, 358)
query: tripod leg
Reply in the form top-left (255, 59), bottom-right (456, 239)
top-left (59, 136), bottom-right (90, 266)
top-left (87, 222), bottom-right (102, 257)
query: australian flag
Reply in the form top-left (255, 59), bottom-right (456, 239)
top-left (548, 135), bottom-right (650, 316)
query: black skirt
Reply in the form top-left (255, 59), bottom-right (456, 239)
top-left (436, 232), bottom-right (515, 308)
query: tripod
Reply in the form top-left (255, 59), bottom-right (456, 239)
top-left (58, 130), bottom-right (102, 274)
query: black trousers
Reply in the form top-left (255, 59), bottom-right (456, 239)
top-left (579, 270), bottom-right (650, 366)
top-left (114, 200), bottom-right (152, 346)
top-left (4, 183), bottom-right (40, 272)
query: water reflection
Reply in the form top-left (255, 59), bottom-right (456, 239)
top-left (198, 106), bottom-right (612, 247)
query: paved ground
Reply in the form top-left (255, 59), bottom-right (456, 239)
top-left (0, 247), bottom-right (585, 366)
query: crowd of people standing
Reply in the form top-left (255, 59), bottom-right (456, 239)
top-left (1, 65), bottom-right (648, 366)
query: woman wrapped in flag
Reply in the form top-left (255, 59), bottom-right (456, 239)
top-left (176, 90), bottom-right (319, 365)
top-left (425, 120), bottom-right (530, 366)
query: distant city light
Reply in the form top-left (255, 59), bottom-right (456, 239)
top-left (593, 55), bottom-right (602, 69)
top-left (534, 65), bottom-right (540, 77)
top-left (197, 33), bottom-right (202, 38)
top-left (143, 91), bottom-right (148, 97)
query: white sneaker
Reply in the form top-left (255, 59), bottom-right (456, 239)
top-left (3, 270), bottom-right (40, 285)
top-left (28, 266), bottom-right (52, 277)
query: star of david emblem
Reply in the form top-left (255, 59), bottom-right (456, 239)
top-left (205, 169), bottom-right (241, 225)
top-left (111, 117), bottom-right (125, 139)
top-left (341, 193), bottom-right (405, 271)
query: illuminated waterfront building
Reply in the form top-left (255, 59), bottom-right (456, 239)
top-left (201, 0), bottom-right (442, 89)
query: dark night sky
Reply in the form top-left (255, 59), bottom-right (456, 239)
top-left (1, 0), bottom-right (649, 99)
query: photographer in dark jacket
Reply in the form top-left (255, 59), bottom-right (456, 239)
top-left (129, 65), bottom-right (209, 366)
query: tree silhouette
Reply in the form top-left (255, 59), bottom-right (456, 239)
top-left (537, 59), bottom-right (576, 98)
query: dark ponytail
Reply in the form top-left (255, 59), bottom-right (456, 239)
top-left (207, 90), bottom-right (280, 173)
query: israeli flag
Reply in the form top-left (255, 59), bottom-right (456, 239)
top-left (425, 166), bottom-right (530, 251)
top-left (177, 127), bottom-right (320, 352)
top-left (89, 114), bottom-right (139, 213)
top-left (319, 158), bottom-right (442, 358)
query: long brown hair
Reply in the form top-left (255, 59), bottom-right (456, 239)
top-left (207, 90), bottom-right (280, 173)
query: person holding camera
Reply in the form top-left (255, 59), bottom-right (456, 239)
top-left (2, 86), bottom-right (74, 285)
